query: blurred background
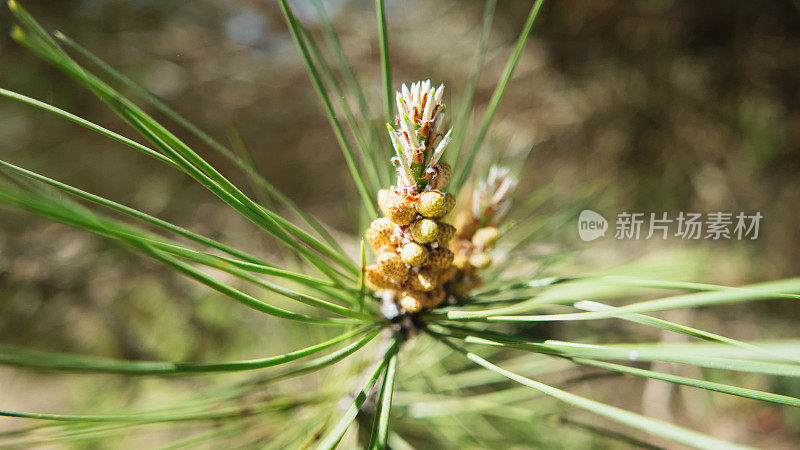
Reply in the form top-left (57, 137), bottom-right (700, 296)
top-left (1, 0), bottom-right (799, 447)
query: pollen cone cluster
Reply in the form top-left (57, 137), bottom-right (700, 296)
top-left (365, 80), bottom-right (457, 314)
top-left (446, 224), bottom-right (500, 296)
top-left (445, 166), bottom-right (517, 297)
top-left (365, 186), bottom-right (456, 313)
top-left (364, 82), bottom-right (516, 315)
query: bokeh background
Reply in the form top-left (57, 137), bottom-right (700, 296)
top-left (1, 0), bottom-right (799, 447)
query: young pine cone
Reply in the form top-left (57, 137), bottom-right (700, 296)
top-left (469, 252), bottom-right (492, 269)
top-left (366, 217), bottom-right (397, 251)
top-left (472, 226), bottom-right (500, 249)
top-left (435, 222), bottom-right (456, 245)
top-left (426, 247), bottom-right (454, 270)
top-left (379, 189), bottom-right (416, 226)
top-left (410, 218), bottom-right (439, 243)
top-left (407, 268), bottom-right (438, 292)
top-left (399, 291), bottom-right (424, 313)
top-left (365, 266), bottom-right (396, 290)
top-left (400, 242), bottom-right (428, 266)
top-left (399, 287), bottom-right (446, 313)
top-left (376, 251), bottom-right (409, 281)
top-left (416, 191), bottom-right (455, 218)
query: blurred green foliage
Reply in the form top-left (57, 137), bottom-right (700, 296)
top-left (1, 1), bottom-right (799, 447)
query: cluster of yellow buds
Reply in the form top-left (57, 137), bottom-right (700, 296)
top-left (446, 225), bottom-right (499, 296)
top-left (365, 188), bottom-right (457, 313)
top-left (447, 166), bottom-right (517, 296)
top-left (365, 80), bottom-right (458, 314)
top-left (364, 81), bottom-right (517, 315)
